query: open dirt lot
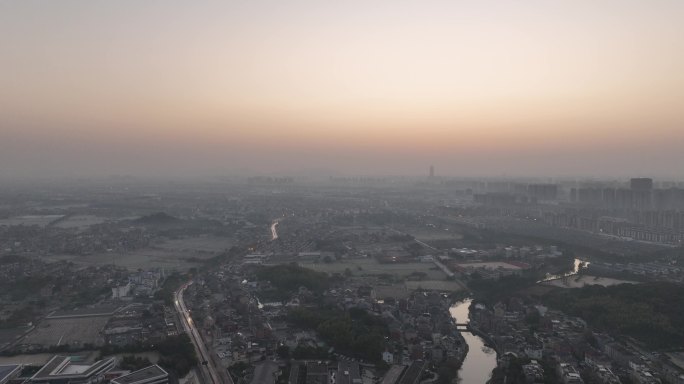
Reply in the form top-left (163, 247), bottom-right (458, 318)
top-left (542, 275), bottom-right (638, 289)
top-left (456, 262), bottom-right (522, 270)
top-left (304, 258), bottom-right (465, 296)
top-left (44, 236), bottom-right (235, 270)
top-left (22, 317), bottom-right (109, 347)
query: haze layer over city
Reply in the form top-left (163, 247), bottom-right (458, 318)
top-left (2, 1), bottom-right (684, 179)
top-left (1, 2), bottom-right (684, 384)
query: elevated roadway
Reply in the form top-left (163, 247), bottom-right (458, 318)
top-left (174, 283), bottom-right (234, 384)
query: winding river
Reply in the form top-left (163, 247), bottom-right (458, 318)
top-left (448, 258), bottom-right (588, 382)
top-left (539, 258), bottom-right (589, 282)
top-left (450, 299), bottom-right (497, 383)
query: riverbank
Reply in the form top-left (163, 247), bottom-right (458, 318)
top-left (467, 324), bottom-right (499, 355)
top-left (450, 299), bottom-right (497, 384)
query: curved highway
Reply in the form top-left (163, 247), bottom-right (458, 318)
top-left (175, 282), bottom-right (234, 384)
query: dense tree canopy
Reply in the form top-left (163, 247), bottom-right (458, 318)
top-left (255, 264), bottom-right (332, 293)
top-left (543, 282), bottom-right (684, 349)
top-left (287, 307), bottom-right (388, 362)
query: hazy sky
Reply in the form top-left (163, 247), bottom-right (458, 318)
top-left (1, 1), bottom-right (683, 178)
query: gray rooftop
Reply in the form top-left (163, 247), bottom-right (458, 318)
top-left (112, 365), bottom-right (168, 384)
top-left (306, 362), bottom-right (328, 376)
top-left (0, 365), bottom-right (21, 383)
top-left (337, 361), bottom-right (361, 384)
top-left (32, 356), bottom-right (115, 380)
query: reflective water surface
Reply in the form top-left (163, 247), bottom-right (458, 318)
top-left (539, 258), bottom-right (589, 282)
top-left (450, 299), bottom-right (497, 384)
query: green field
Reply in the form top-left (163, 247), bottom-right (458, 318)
top-left (301, 258), bottom-right (446, 279)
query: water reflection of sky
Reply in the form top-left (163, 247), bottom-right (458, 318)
top-left (450, 300), bottom-right (497, 383)
top-left (539, 258), bottom-right (589, 282)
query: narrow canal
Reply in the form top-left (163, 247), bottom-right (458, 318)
top-left (450, 299), bottom-right (497, 383)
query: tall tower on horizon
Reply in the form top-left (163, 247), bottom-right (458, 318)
top-left (429, 165), bottom-right (435, 178)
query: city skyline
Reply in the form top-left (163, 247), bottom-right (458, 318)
top-left (1, 1), bottom-right (684, 179)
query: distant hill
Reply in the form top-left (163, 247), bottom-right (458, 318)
top-left (134, 212), bottom-right (180, 225)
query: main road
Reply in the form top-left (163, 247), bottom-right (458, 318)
top-left (175, 282), bottom-right (234, 384)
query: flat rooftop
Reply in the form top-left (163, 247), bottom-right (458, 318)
top-left (32, 356), bottom-right (68, 379)
top-left (0, 365), bottom-right (21, 383)
top-left (112, 365), bottom-right (168, 384)
top-left (60, 365), bottom-right (90, 375)
top-left (32, 356), bottom-right (115, 380)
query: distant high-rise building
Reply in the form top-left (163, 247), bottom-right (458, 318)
top-left (527, 184), bottom-right (558, 200)
top-left (429, 165), bottom-right (435, 178)
top-left (630, 178), bottom-right (654, 210)
top-left (630, 178), bottom-right (653, 191)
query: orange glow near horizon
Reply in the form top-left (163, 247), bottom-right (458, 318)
top-left (1, 1), bottom-right (684, 177)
